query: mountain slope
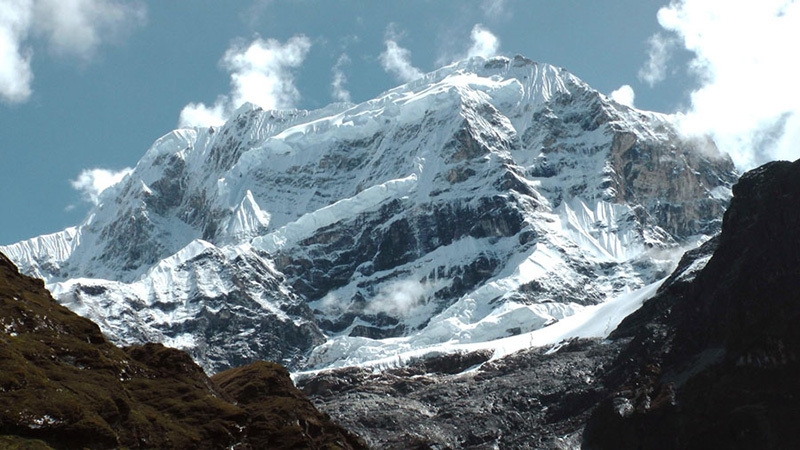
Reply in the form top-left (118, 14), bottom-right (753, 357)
top-left (0, 251), bottom-right (366, 449)
top-left (299, 159), bottom-right (800, 449)
top-left (1, 55), bottom-right (737, 373)
top-left (583, 158), bottom-right (800, 449)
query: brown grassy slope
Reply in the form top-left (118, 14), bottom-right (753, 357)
top-left (0, 252), bottom-right (367, 449)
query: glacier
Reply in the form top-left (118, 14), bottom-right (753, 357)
top-left (296, 277), bottom-right (666, 376)
top-left (1, 55), bottom-right (738, 373)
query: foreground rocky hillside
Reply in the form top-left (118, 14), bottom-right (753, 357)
top-left (300, 159), bottom-right (800, 449)
top-left (0, 252), bottom-right (366, 449)
top-left (1, 55), bottom-right (737, 373)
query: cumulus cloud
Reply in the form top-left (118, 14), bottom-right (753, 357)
top-left (644, 0), bottom-right (800, 169)
top-left (70, 167), bottom-right (133, 205)
top-left (638, 33), bottom-right (676, 87)
top-left (0, 0), bottom-right (34, 103)
top-left (466, 24), bottom-right (500, 59)
top-left (609, 84), bottom-right (635, 107)
top-left (178, 98), bottom-right (227, 128)
top-left (179, 35), bottom-right (312, 128)
top-left (331, 53), bottom-right (351, 103)
top-left (225, 35), bottom-right (311, 110)
top-left (380, 39), bottom-right (423, 83)
top-left (0, 0), bottom-right (145, 104)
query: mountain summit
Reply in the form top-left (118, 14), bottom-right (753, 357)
top-left (2, 55), bottom-right (737, 373)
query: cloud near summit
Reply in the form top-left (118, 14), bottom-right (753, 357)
top-left (381, 23), bottom-right (501, 84)
top-left (70, 167), bottom-right (133, 206)
top-left (466, 24), bottom-right (500, 59)
top-left (179, 35), bottom-right (312, 128)
top-left (380, 39), bottom-right (424, 84)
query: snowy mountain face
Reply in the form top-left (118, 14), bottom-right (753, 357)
top-left (1, 56), bottom-right (737, 373)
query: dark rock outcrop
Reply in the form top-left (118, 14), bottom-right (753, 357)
top-left (0, 252), bottom-right (366, 449)
top-left (583, 159), bottom-right (800, 449)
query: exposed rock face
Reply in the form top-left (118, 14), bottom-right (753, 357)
top-left (0, 252), bottom-right (366, 449)
top-left (51, 245), bottom-right (325, 374)
top-left (583, 159), bottom-right (800, 449)
top-left (299, 230), bottom-right (718, 449)
top-left (300, 341), bottom-right (624, 449)
top-left (301, 159), bottom-right (800, 449)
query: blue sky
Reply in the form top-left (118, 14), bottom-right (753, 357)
top-left (1, 0), bottom-right (798, 245)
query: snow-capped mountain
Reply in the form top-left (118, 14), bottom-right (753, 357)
top-left (1, 55), bottom-right (737, 373)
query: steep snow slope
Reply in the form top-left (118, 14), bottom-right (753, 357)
top-left (2, 55), bottom-right (737, 372)
top-left (298, 277), bottom-right (666, 375)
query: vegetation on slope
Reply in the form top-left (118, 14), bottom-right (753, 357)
top-left (0, 252), bottom-right (366, 449)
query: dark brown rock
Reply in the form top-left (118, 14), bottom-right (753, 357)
top-left (0, 252), bottom-right (366, 449)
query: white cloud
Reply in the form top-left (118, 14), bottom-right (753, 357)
top-left (380, 39), bottom-right (423, 83)
top-left (638, 33), bottom-right (676, 87)
top-left (0, 0), bottom-right (34, 103)
top-left (467, 24), bottom-right (500, 59)
top-left (331, 53), bottom-right (351, 103)
top-left (70, 167), bottom-right (133, 205)
top-left (0, 0), bottom-right (145, 104)
top-left (33, 0), bottom-right (146, 61)
top-left (178, 99), bottom-right (227, 128)
top-left (225, 35), bottom-right (311, 111)
top-left (648, 0), bottom-right (800, 169)
top-left (365, 279), bottom-right (429, 318)
top-left (179, 35), bottom-right (312, 128)
top-left (609, 84), bottom-right (635, 107)
top-left (435, 23), bottom-right (502, 67)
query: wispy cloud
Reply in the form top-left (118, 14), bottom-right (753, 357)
top-left (609, 84), bottom-right (635, 107)
top-left (179, 35), bottom-right (312, 127)
top-left (33, 0), bottom-right (146, 61)
top-left (436, 23), bottom-right (502, 67)
top-left (0, 0), bottom-right (146, 104)
top-left (364, 279), bottom-right (430, 318)
top-left (331, 53), bottom-right (351, 103)
top-left (481, 0), bottom-right (508, 19)
top-left (644, 0), bottom-right (800, 169)
top-left (70, 167), bottom-right (133, 205)
top-left (380, 38), bottom-right (423, 83)
top-left (239, 0), bottom-right (271, 28)
top-left (638, 33), bottom-right (676, 87)
top-left (466, 24), bottom-right (500, 59)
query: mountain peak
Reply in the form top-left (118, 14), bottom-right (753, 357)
top-left (2, 55), bottom-right (737, 373)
